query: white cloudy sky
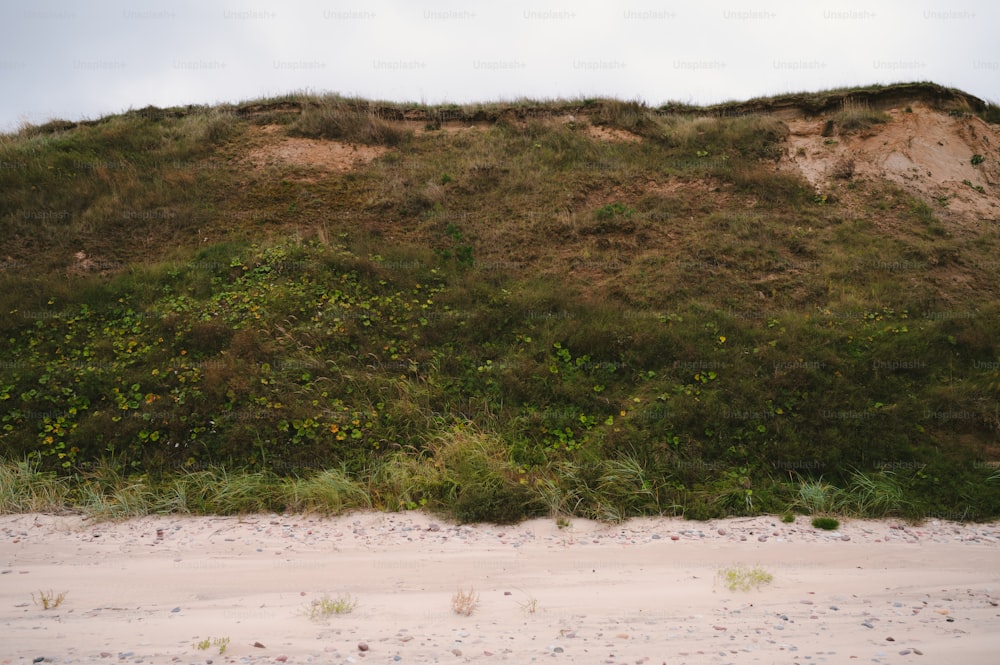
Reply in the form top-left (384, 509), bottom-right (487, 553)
top-left (2, 0), bottom-right (997, 132)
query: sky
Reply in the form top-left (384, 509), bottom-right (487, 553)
top-left (2, 0), bottom-right (998, 132)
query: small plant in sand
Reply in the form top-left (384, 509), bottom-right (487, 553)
top-left (515, 589), bottom-right (539, 615)
top-left (32, 589), bottom-right (67, 609)
top-left (716, 565), bottom-right (773, 592)
top-left (307, 593), bottom-right (357, 619)
top-left (812, 516), bottom-right (840, 530)
top-left (452, 587), bottom-right (479, 616)
top-left (194, 637), bottom-right (229, 653)
top-left (781, 513), bottom-right (795, 523)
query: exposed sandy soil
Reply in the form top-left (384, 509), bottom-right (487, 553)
top-left (3, 512), bottom-right (999, 665)
top-left (584, 123), bottom-right (642, 143)
top-left (241, 125), bottom-right (388, 181)
top-left (780, 103), bottom-right (1000, 222)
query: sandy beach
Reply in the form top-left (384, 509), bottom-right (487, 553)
top-left (2, 512), bottom-right (998, 664)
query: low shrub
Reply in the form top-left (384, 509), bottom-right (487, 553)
top-left (811, 516), bottom-right (840, 530)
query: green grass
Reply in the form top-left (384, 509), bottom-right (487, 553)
top-left (0, 455), bottom-right (996, 523)
top-left (0, 458), bottom-right (71, 512)
top-left (1, 83), bottom-right (998, 523)
top-left (835, 469), bottom-right (908, 517)
top-left (792, 477), bottom-right (837, 514)
top-left (284, 468), bottom-right (372, 515)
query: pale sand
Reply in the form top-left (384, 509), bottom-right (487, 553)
top-left (2, 512), bottom-right (998, 664)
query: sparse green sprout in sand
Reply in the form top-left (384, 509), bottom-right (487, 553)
top-left (32, 589), bottom-right (67, 609)
top-left (307, 593), bottom-right (357, 619)
top-left (812, 516), bottom-right (840, 530)
top-left (716, 565), bottom-right (773, 592)
top-left (515, 588), bottom-right (539, 615)
top-left (781, 513), bottom-right (795, 523)
top-left (194, 637), bottom-right (230, 654)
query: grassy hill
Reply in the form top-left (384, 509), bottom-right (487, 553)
top-left (2, 82), bottom-right (999, 522)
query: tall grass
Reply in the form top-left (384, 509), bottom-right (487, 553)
top-left (834, 99), bottom-right (891, 133)
top-left (791, 476), bottom-right (838, 514)
top-left (155, 469), bottom-right (287, 515)
top-left (0, 458), bottom-right (71, 512)
top-left (291, 97), bottom-right (411, 145)
top-left (284, 468), bottom-right (371, 514)
top-left (533, 455), bottom-right (672, 523)
top-left (421, 425), bottom-right (540, 524)
top-left (834, 469), bottom-right (908, 517)
top-left (75, 461), bottom-right (155, 521)
top-left (0, 456), bottom-right (991, 523)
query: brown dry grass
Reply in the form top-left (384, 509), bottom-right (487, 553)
top-left (452, 587), bottom-right (479, 616)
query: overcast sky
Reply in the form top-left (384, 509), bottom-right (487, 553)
top-left (2, 0), bottom-right (997, 132)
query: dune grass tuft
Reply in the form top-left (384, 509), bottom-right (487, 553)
top-left (452, 587), bottom-right (479, 616)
